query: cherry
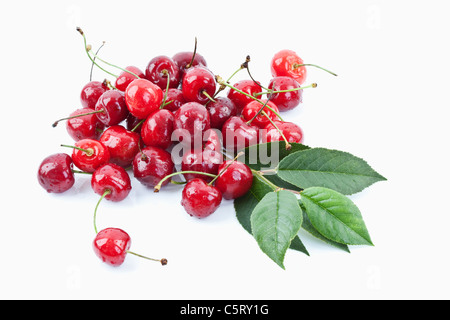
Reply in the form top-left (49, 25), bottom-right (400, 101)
top-left (95, 90), bottom-right (129, 126)
top-left (227, 80), bottom-right (262, 113)
top-left (80, 81), bottom-right (109, 109)
top-left (241, 100), bottom-right (280, 129)
top-left (161, 88), bottom-right (186, 113)
top-left (99, 125), bottom-right (142, 167)
top-left (270, 49), bottom-right (308, 85)
top-left (214, 160), bottom-right (253, 200)
top-left (173, 102), bottom-right (211, 147)
top-left (133, 146), bottom-right (175, 188)
top-left (206, 97), bottom-right (238, 129)
top-left (202, 128), bottom-right (222, 153)
top-left (182, 66), bottom-right (216, 105)
top-left (125, 79), bottom-right (164, 119)
top-left (222, 116), bottom-right (259, 152)
top-left (37, 153), bottom-right (75, 193)
top-left (172, 51), bottom-right (207, 76)
top-left (126, 114), bottom-right (143, 134)
top-left (181, 149), bottom-right (223, 183)
top-left (267, 76), bottom-right (303, 111)
top-left (64, 108), bottom-right (105, 141)
top-left (62, 139), bottom-right (110, 173)
top-left (145, 55), bottom-right (180, 90)
top-left (115, 66), bottom-right (144, 92)
top-left (141, 109), bottom-right (174, 150)
top-left (91, 163), bottom-right (132, 202)
top-left (181, 178), bottom-right (222, 219)
top-left (93, 228), bottom-right (131, 266)
top-left (262, 120), bottom-right (304, 144)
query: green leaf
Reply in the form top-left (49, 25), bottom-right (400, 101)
top-left (301, 187), bottom-right (373, 246)
top-left (277, 148), bottom-right (386, 195)
top-left (250, 190), bottom-right (303, 269)
top-left (234, 175), bottom-right (308, 256)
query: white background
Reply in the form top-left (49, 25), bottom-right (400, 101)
top-left (1, 0), bottom-right (449, 300)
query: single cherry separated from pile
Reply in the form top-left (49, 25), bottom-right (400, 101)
top-left (36, 27), bottom-right (386, 270)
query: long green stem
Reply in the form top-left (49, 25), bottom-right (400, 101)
top-left (90, 41), bottom-right (106, 81)
top-left (208, 152), bottom-right (244, 186)
top-left (61, 144), bottom-right (94, 156)
top-left (293, 63), bottom-right (338, 77)
top-left (94, 189), bottom-right (111, 234)
top-left (263, 111), bottom-right (292, 150)
top-left (72, 169), bottom-right (93, 175)
top-left (154, 171), bottom-right (218, 192)
top-left (251, 169), bottom-right (279, 191)
top-left (254, 83), bottom-right (317, 97)
top-left (160, 70), bottom-right (171, 109)
top-left (126, 250), bottom-right (168, 265)
top-left (52, 109), bottom-right (104, 127)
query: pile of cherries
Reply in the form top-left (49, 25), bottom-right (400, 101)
top-left (37, 29), bottom-right (330, 268)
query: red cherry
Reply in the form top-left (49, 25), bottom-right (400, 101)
top-left (222, 116), bottom-right (259, 152)
top-left (227, 80), bottom-right (262, 113)
top-left (173, 102), bottom-right (211, 147)
top-left (99, 125), bottom-right (142, 167)
top-left (95, 90), bottom-right (129, 126)
top-left (182, 67), bottom-right (216, 104)
top-left (267, 76), bottom-right (303, 111)
top-left (206, 97), bottom-right (238, 129)
top-left (65, 108), bottom-right (105, 142)
top-left (115, 66), bottom-right (145, 92)
top-left (181, 178), bottom-right (222, 219)
top-left (202, 128), bottom-right (222, 153)
top-left (270, 49), bottom-right (307, 85)
top-left (214, 161), bottom-right (253, 200)
top-left (161, 88), bottom-right (186, 113)
top-left (91, 163), bottom-right (132, 202)
top-left (141, 109), bottom-right (174, 150)
top-left (80, 81), bottom-right (109, 109)
top-left (181, 149), bottom-right (223, 183)
top-left (262, 121), bottom-right (304, 144)
top-left (93, 228), bottom-right (131, 267)
top-left (145, 56), bottom-right (180, 90)
top-left (37, 153), bottom-right (75, 194)
top-left (132, 146), bottom-right (175, 188)
top-left (172, 51), bottom-right (207, 76)
top-left (241, 100), bottom-right (280, 128)
top-left (65, 139), bottom-right (110, 173)
top-left (125, 79), bottom-right (164, 119)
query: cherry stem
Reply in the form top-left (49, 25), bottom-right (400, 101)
top-left (160, 70), bottom-right (171, 109)
top-left (208, 152), bottom-right (244, 186)
top-left (52, 109), bottom-right (104, 127)
top-left (251, 169), bottom-right (279, 191)
top-left (72, 169), bottom-right (93, 175)
top-left (245, 56), bottom-right (270, 91)
top-left (90, 41), bottom-right (106, 81)
top-left (185, 37), bottom-right (198, 70)
top-left (263, 111), bottom-right (292, 150)
top-left (293, 63), bottom-right (338, 77)
top-left (154, 171), bottom-right (218, 193)
top-left (94, 189), bottom-right (111, 234)
top-left (202, 90), bottom-right (216, 103)
top-left (61, 144), bottom-right (94, 156)
top-left (126, 251), bottom-right (168, 266)
top-left (254, 83), bottom-right (318, 97)
top-left (246, 97), bottom-right (274, 126)
top-left (131, 118), bottom-right (145, 133)
top-left (218, 81), bottom-right (283, 121)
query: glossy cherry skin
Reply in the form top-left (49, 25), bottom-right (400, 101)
top-left (132, 146), bottom-right (174, 188)
top-left (241, 100), bottom-right (280, 129)
top-left (181, 179), bottom-right (222, 219)
top-left (162, 88), bottom-right (186, 113)
top-left (271, 49), bottom-right (307, 85)
top-left (173, 102), bottom-right (211, 147)
top-left (182, 67), bottom-right (216, 105)
top-left (222, 116), bottom-right (259, 152)
top-left (37, 153), bottom-right (75, 193)
top-left (91, 163), bottom-right (132, 202)
top-left (100, 125), bottom-right (142, 167)
top-left (172, 51), bottom-right (207, 76)
top-left (125, 79), bottom-right (164, 119)
top-left (227, 80), bottom-right (263, 113)
top-left (95, 90), bottom-right (129, 126)
top-left (145, 56), bottom-right (180, 90)
top-left (66, 108), bottom-right (105, 142)
top-left (80, 81), bottom-right (109, 109)
top-left (115, 66), bottom-right (145, 92)
top-left (181, 149), bottom-right (223, 183)
top-left (267, 76), bottom-right (303, 111)
top-left (141, 109), bottom-right (174, 150)
top-left (93, 228), bottom-right (131, 267)
top-left (262, 121), bottom-right (304, 144)
top-left (206, 97), bottom-right (238, 129)
top-left (214, 161), bottom-right (253, 200)
top-left (71, 139), bottom-right (110, 173)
